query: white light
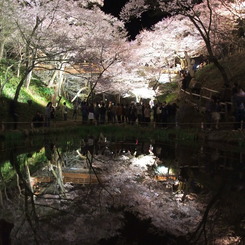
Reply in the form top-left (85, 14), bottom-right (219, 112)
top-left (132, 87), bottom-right (155, 99)
top-left (131, 155), bottom-right (156, 170)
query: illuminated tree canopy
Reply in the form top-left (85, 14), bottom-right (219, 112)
top-left (0, 0), bottom-right (244, 101)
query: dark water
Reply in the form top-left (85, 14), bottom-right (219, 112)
top-left (0, 134), bottom-right (244, 245)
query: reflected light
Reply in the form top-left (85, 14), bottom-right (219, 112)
top-left (156, 166), bottom-right (168, 175)
top-left (131, 155), bottom-right (156, 170)
top-left (174, 180), bottom-right (179, 185)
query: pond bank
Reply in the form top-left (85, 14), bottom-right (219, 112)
top-left (0, 123), bottom-right (244, 147)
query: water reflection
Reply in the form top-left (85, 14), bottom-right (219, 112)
top-left (0, 134), bottom-right (244, 245)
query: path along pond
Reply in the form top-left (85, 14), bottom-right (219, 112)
top-left (0, 130), bottom-right (244, 245)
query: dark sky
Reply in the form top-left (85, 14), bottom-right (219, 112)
top-left (101, 0), bottom-right (166, 40)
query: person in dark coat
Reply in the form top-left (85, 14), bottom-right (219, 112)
top-left (32, 111), bottom-right (44, 128)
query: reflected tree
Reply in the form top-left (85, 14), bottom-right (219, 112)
top-left (9, 149), bottom-right (40, 244)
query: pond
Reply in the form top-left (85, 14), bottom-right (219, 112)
top-left (0, 133), bottom-right (244, 245)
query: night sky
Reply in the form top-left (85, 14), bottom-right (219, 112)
top-left (101, 0), bottom-right (166, 40)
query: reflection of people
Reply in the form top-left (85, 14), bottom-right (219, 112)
top-left (9, 101), bottom-right (19, 129)
top-left (81, 136), bottom-right (95, 155)
top-left (87, 135), bottom-right (94, 155)
top-left (44, 102), bottom-right (53, 127)
top-left (32, 111), bottom-right (44, 128)
top-left (44, 142), bottom-right (55, 161)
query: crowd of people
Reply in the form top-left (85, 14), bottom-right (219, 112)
top-left (72, 100), bottom-right (179, 127)
top-left (31, 80), bottom-right (245, 130)
top-left (231, 83), bottom-right (245, 129)
top-left (179, 64), bottom-right (245, 130)
top-left (32, 100), bottom-right (179, 128)
top-left (204, 82), bottom-right (245, 130)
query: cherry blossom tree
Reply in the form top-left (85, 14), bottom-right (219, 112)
top-left (0, 0), bottom-right (18, 60)
top-left (67, 9), bottom-right (128, 102)
top-left (99, 59), bottom-right (156, 101)
top-left (4, 0), bottom-right (67, 102)
top-left (1, 0), bottom-right (128, 105)
top-left (100, 15), bottom-right (206, 101)
top-left (120, 0), bottom-right (244, 85)
top-left (129, 15), bottom-right (206, 88)
top-left (32, 0), bottom-right (128, 103)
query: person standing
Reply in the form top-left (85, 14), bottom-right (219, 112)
top-left (211, 98), bottom-right (221, 129)
top-left (136, 103), bottom-right (143, 125)
top-left (144, 104), bottom-right (151, 126)
top-left (107, 102), bottom-right (113, 124)
top-left (99, 102), bottom-right (107, 124)
top-left (44, 102), bottom-right (53, 127)
top-left (161, 101), bottom-right (168, 128)
top-left (88, 103), bottom-right (95, 124)
top-left (129, 103), bottom-right (137, 125)
top-left (32, 111), bottom-right (44, 128)
top-left (155, 103), bottom-right (162, 127)
top-left (116, 103), bottom-right (123, 123)
top-left (62, 102), bottom-right (68, 121)
top-left (72, 100), bottom-right (79, 120)
top-left (94, 102), bottom-right (100, 124)
top-left (233, 87), bottom-right (245, 129)
top-left (81, 101), bottom-right (88, 124)
top-left (205, 96), bottom-right (220, 130)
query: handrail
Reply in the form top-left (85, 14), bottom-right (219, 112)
top-left (181, 88), bottom-right (232, 103)
top-left (201, 87), bottom-right (220, 93)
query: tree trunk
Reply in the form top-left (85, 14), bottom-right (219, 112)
top-left (86, 73), bottom-right (103, 102)
top-left (24, 70), bottom-right (32, 89)
top-left (205, 39), bottom-right (230, 85)
top-left (211, 56), bottom-right (230, 86)
top-left (16, 53), bottom-right (24, 78)
top-left (53, 62), bottom-right (66, 97)
top-left (17, 61), bottom-right (21, 78)
top-left (57, 70), bottom-right (64, 97)
top-left (52, 85), bottom-right (59, 106)
top-left (24, 161), bottom-right (34, 194)
top-left (0, 39), bottom-right (5, 60)
top-left (14, 68), bottom-right (32, 102)
top-left (48, 70), bottom-right (58, 87)
top-left (188, 14), bottom-right (230, 86)
top-left (71, 87), bottom-right (87, 102)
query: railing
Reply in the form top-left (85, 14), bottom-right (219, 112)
top-left (180, 87), bottom-right (233, 118)
top-left (181, 87), bottom-right (220, 102)
top-left (0, 86), bottom-right (241, 133)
